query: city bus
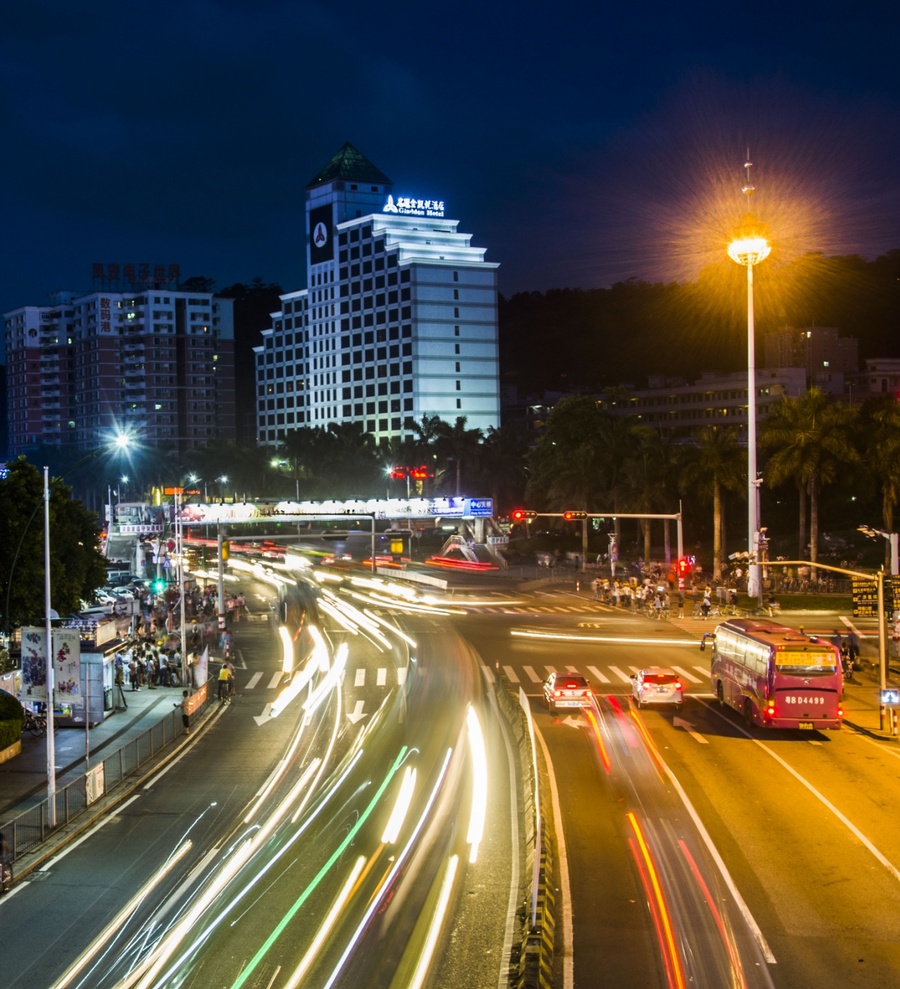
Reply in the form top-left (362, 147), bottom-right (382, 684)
top-left (702, 618), bottom-right (843, 730)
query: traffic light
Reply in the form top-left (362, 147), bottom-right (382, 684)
top-left (510, 509), bottom-right (537, 522)
top-left (676, 556), bottom-right (694, 576)
top-left (220, 539), bottom-right (230, 561)
top-left (151, 577), bottom-right (167, 595)
top-left (563, 511), bottom-right (587, 520)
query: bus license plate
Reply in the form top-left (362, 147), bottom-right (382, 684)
top-left (798, 721), bottom-right (814, 729)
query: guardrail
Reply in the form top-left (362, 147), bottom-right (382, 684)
top-left (1, 692), bottom-right (212, 863)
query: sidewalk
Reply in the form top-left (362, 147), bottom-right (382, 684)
top-left (0, 676), bottom-right (223, 883)
top-left (0, 680), bottom-right (192, 820)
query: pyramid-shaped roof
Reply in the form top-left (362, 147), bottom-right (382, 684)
top-left (306, 143), bottom-right (392, 189)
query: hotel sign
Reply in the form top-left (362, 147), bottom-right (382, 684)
top-left (383, 194), bottom-right (445, 218)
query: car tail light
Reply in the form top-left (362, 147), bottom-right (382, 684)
top-left (674, 681), bottom-right (682, 690)
top-left (766, 700), bottom-right (776, 719)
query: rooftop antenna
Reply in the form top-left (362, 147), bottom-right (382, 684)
top-left (741, 149), bottom-right (756, 197)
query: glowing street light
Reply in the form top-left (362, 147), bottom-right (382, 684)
top-left (728, 157), bottom-right (771, 602)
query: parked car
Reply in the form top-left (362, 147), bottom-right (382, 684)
top-left (543, 671), bottom-right (593, 712)
top-left (630, 667), bottom-right (684, 710)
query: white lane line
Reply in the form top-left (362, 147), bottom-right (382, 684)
top-left (244, 671), bottom-right (263, 690)
top-left (376, 668), bottom-right (387, 686)
top-left (534, 726), bottom-right (574, 989)
top-left (609, 666), bottom-right (632, 683)
top-left (708, 700), bottom-right (900, 885)
top-left (522, 666), bottom-right (542, 683)
top-left (693, 665), bottom-right (711, 678)
top-left (565, 665), bottom-right (580, 673)
top-left (672, 666), bottom-right (702, 684)
top-left (652, 742), bottom-right (776, 963)
top-left (42, 794), bottom-right (142, 868)
top-left (587, 665), bottom-right (611, 684)
top-left (354, 668), bottom-right (365, 687)
top-left (267, 671), bottom-right (282, 689)
top-left (504, 666), bottom-right (521, 683)
top-left (397, 668), bottom-right (407, 685)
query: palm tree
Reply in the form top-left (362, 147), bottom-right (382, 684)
top-left (860, 397), bottom-right (900, 566)
top-left (677, 426), bottom-right (745, 580)
top-left (431, 417), bottom-right (484, 496)
top-left (761, 389), bottom-right (859, 570)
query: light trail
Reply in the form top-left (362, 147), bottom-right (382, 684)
top-left (281, 855), bottom-right (368, 989)
top-left (321, 748), bottom-right (454, 989)
top-left (627, 811), bottom-right (687, 989)
top-left (229, 747), bottom-right (410, 989)
top-left (679, 839), bottom-right (748, 989)
top-left (48, 840), bottom-right (193, 989)
top-left (466, 705), bottom-right (488, 862)
top-left (584, 705), bottom-right (612, 773)
top-left (512, 628), bottom-right (697, 647)
top-left (381, 765), bottom-right (417, 844)
top-left (407, 854), bottom-right (460, 989)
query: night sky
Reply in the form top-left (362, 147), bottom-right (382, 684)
top-left (3, 2), bottom-right (898, 324)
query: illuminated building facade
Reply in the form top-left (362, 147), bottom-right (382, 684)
top-left (3, 285), bottom-right (235, 455)
top-left (255, 143), bottom-right (501, 445)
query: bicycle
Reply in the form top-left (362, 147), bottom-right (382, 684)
top-left (24, 709), bottom-right (47, 736)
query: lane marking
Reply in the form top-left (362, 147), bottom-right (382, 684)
top-left (522, 666), bottom-right (542, 683)
top-left (609, 666), bottom-right (632, 683)
top-left (503, 665), bottom-right (521, 683)
top-left (42, 794), bottom-right (142, 868)
top-left (397, 668), bottom-right (407, 685)
top-left (587, 665), bottom-right (611, 684)
top-left (672, 666), bottom-right (701, 684)
top-left (376, 668), bottom-right (387, 686)
top-left (245, 671), bottom-right (263, 690)
top-left (267, 671), bottom-right (282, 689)
top-left (354, 668), bottom-right (366, 687)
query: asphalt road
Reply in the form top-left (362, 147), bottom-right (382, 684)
top-left (0, 574), bottom-right (521, 989)
top-left (452, 591), bottom-right (900, 989)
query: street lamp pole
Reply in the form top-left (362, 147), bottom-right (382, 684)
top-left (43, 466), bottom-right (56, 827)
top-left (728, 156), bottom-right (771, 604)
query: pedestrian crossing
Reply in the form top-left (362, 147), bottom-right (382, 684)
top-left (501, 662), bottom-right (710, 687)
top-left (240, 665), bottom-right (408, 691)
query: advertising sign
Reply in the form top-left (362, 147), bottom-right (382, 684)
top-left (20, 627), bottom-right (82, 701)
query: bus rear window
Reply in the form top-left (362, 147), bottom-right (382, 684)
top-left (775, 649), bottom-right (838, 675)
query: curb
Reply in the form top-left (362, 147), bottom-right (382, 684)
top-left (9, 698), bottom-right (226, 883)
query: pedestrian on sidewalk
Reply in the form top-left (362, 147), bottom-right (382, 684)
top-left (177, 690), bottom-right (191, 734)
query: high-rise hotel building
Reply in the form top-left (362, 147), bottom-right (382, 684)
top-left (255, 144), bottom-right (500, 444)
top-left (3, 283), bottom-right (235, 455)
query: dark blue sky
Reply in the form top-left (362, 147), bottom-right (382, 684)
top-left (2, 1), bottom-right (898, 318)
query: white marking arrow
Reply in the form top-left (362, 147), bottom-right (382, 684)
top-left (347, 699), bottom-right (368, 724)
top-left (673, 716), bottom-right (708, 743)
top-left (253, 702), bottom-right (274, 726)
top-left (561, 715), bottom-right (584, 729)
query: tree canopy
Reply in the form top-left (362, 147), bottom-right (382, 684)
top-left (0, 459), bottom-right (108, 630)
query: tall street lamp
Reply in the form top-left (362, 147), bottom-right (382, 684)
top-left (727, 157), bottom-right (771, 602)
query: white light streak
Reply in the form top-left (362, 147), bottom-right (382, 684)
top-left (407, 855), bottom-right (460, 989)
top-left (465, 705), bottom-right (488, 863)
top-left (381, 765), bottom-right (417, 844)
top-left (282, 856), bottom-right (367, 989)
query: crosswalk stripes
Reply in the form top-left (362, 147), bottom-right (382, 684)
top-left (672, 665), bottom-right (702, 684)
top-left (522, 665), bottom-right (542, 683)
top-left (608, 665), bottom-right (633, 684)
top-left (240, 665), bottom-right (410, 691)
top-left (587, 665), bottom-right (611, 684)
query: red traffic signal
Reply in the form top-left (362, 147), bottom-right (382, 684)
top-left (676, 556), bottom-right (693, 575)
top-left (563, 511), bottom-right (587, 521)
top-left (511, 509), bottom-right (537, 522)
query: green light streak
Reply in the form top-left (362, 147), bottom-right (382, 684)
top-left (230, 746), bottom-right (408, 989)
